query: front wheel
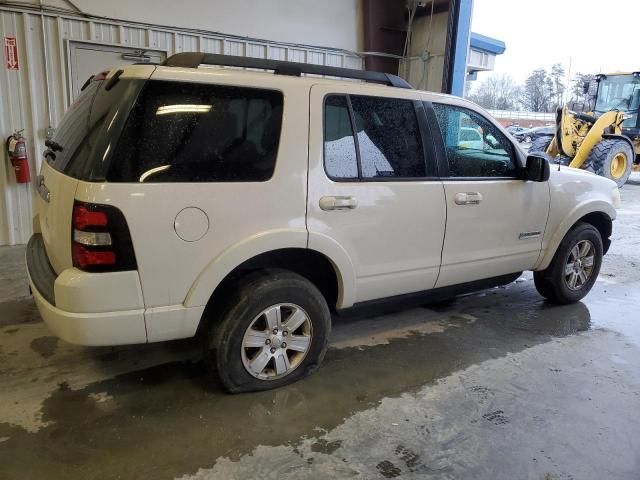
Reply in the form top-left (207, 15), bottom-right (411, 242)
top-left (205, 270), bottom-right (331, 393)
top-left (586, 138), bottom-right (633, 187)
top-left (534, 222), bottom-right (603, 304)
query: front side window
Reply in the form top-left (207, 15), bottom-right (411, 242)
top-left (108, 81), bottom-right (283, 182)
top-left (323, 94), bottom-right (429, 180)
top-left (432, 103), bottom-right (517, 178)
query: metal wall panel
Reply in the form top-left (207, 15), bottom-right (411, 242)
top-left (0, 6), bottom-right (362, 245)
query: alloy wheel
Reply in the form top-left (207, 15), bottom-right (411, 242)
top-left (564, 240), bottom-right (595, 291)
top-left (241, 303), bottom-right (313, 380)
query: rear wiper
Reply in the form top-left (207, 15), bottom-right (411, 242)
top-left (43, 149), bottom-right (56, 161)
top-left (45, 139), bottom-right (63, 152)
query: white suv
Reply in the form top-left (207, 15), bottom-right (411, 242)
top-left (27, 53), bottom-right (618, 392)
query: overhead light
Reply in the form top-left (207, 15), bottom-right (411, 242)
top-left (139, 165), bottom-right (170, 182)
top-left (156, 104), bottom-right (212, 115)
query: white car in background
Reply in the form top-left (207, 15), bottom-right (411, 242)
top-left (458, 126), bottom-right (484, 149)
top-left (27, 53), bottom-right (619, 392)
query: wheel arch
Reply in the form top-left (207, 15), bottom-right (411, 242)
top-left (536, 203), bottom-right (614, 270)
top-left (184, 229), bottom-right (355, 305)
top-left (579, 211), bottom-right (613, 254)
top-left (602, 133), bottom-right (634, 153)
top-left (192, 247), bottom-right (348, 336)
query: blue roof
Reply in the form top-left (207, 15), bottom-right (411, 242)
top-left (470, 32), bottom-right (506, 55)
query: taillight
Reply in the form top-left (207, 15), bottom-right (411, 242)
top-left (73, 205), bottom-right (108, 230)
top-left (71, 201), bottom-right (137, 272)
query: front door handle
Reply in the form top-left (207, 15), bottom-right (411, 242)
top-left (454, 192), bottom-right (483, 205)
top-left (319, 196), bottom-right (358, 211)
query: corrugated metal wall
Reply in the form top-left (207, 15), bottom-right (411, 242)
top-left (0, 6), bottom-right (363, 245)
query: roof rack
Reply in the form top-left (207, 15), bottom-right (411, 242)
top-left (162, 52), bottom-right (413, 90)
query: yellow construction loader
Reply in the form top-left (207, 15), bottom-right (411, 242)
top-left (530, 72), bottom-right (640, 187)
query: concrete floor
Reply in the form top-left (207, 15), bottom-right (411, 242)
top-left (1, 175), bottom-right (640, 480)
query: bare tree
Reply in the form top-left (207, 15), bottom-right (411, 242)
top-left (521, 69), bottom-right (555, 112)
top-left (466, 74), bottom-right (521, 110)
top-left (550, 63), bottom-right (566, 109)
top-left (569, 72), bottom-right (597, 110)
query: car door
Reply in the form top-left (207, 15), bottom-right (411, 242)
top-left (307, 85), bottom-right (446, 306)
top-left (429, 102), bottom-right (550, 288)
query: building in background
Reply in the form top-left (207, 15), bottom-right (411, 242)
top-left (0, 0), bottom-right (474, 245)
top-left (465, 32), bottom-right (506, 96)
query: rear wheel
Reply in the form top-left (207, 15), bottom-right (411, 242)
top-left (205, 270), bottom-right (331, 393)
top-left (533, 222), bottom-right (603, 304)
top-left (529, 136), bottom-right (552, 154)
top-left (585, 138), bottom-right (633, 187)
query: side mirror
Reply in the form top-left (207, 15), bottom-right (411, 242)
top-left (582, 81), bottom-right (590, 95)
top-left (525, 154), bottom-right (550, 182)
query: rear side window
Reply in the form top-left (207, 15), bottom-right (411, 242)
top-left (350, 96), bottom-right (426, 178)
top-left (108, 81), bottom-right (283, 182)
top-left (323, 94), bottom-right (430, 180)
top-left (324, 96), bottom-right (358, 179)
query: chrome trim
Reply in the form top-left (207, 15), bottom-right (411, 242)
top-left (36, 175), bottom-right (50, 203)
top-left (518, 231), bottom-right (541, 240)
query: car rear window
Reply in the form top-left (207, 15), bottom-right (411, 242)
top-left (107, 81), bottom-right (284, 183)
top-left (46, 77), bottom-right (144, 181)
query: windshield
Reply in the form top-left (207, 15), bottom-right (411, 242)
top-left (595, 75), bottom-right (640, 127)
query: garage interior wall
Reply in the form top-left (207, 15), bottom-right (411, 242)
top-left (402, 10), bottom-right (450, 93)
top-left (0, 3), bottom-right (363, 246)
top-left (18, 0), bottom-right (364, 52)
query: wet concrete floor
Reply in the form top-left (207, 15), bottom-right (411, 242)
top-left (1, 175), bottom-right (640, 479)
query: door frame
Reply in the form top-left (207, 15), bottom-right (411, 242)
top-left (422, 100), bottom-right (549, 287)
top-left (307, 83), bottom-right (447, 306)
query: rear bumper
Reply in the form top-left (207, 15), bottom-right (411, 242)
top-left (26, 234), bottom-right (147, 346)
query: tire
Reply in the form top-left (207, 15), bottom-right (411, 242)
top-left (529, 136), bottom-right (552, 154)
top-left (585, 138), bottom-right (633, 187)
top-left (533, 222), bottom-right (603, 304)
top-left (205, 270), bottom-right (331, 393)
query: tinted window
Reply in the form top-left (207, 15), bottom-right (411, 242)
top-left (108, 81), bottom-right (283, 182)
top-left (324, 96), bottom-right (358, 179)
top-left (350, 96), bottom-right (426, 178)
top-left (432, 103), bottom-right (517, 178)
top-left (47, 78), bottom-right (143, 181)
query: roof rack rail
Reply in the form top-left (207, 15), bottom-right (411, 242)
top-left (162, 52), bottom-right (413, 90)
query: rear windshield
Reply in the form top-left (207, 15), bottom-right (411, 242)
top-left (46, 77), bottom-right (144, 181)
top-left (108, 81), bottom-right (284, 182)
top-left (48, 79), bottom-right (284, 183)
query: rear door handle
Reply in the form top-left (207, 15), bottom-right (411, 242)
top-left (319, 196), bottom-right (358, 211)
top-left (454, 192), bottom-right (482, 205)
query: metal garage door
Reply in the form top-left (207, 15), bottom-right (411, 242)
top-left (69, 43), bottom-right (165, 100)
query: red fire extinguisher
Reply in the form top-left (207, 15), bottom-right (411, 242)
top-left (6, 130), bottom-right (31, 183)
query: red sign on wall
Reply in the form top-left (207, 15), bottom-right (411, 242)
top-left (4, 36), bottom-right (19, 70)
